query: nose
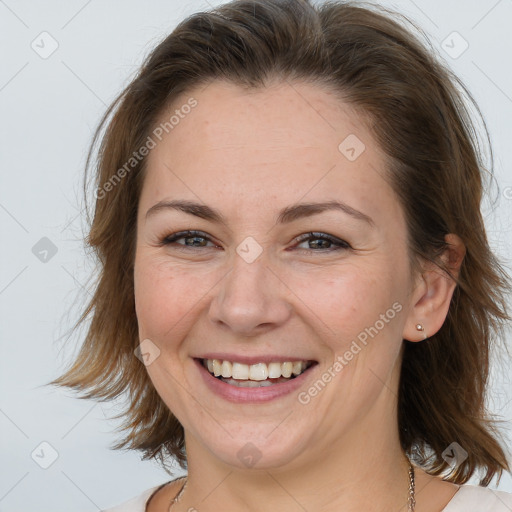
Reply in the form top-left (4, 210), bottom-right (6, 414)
top-left (207, 251), bottom-right (292, 337)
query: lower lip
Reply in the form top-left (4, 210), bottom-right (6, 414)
top-left (194, 359), bottom-right (316, 403)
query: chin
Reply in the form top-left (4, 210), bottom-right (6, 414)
top-left (192, 422), bottom-right (314, 471)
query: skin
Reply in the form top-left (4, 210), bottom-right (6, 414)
top-left (134, 80), bottom-right (466, 511)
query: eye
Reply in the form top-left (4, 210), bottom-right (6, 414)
top-left (159, 230), bottom-right (351, 253)
top-left (292, 232), bottom-right (351, 253)
top-left (160, 230), bottom-right (218, 250)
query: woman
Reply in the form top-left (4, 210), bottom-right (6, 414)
top-left (51, 0), bottom-right (512, 510)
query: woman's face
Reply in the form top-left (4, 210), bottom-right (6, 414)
top-left (134, 80), bottom-right (421, 471)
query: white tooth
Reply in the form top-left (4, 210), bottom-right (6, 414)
top-left (212, 359), bottom-right (222, 377)
top-left (221, 360), bottom-right (232, 378)
top-left (232, 362), bottom-right (249, 380)
top-left (281, 362), bottom-right (293, 378)
top-left (249, 363), bottom-right (268, 381)
top-left (212, 359), bottom-right (309, 380)
top-left (292, 361), bottom-right (302, 376)
top-left (268, 362), bottom-right (282, 378)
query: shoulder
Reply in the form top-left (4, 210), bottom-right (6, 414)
top-left (442, 484), bottom-right (512, 511)
top-left (100, 483), bottom-right (168, 512)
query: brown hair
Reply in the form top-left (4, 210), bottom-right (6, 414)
top-left (51, 0), bottom-right (512, 485)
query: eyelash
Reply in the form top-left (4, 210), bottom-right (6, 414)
top-left (159, 230), bottom-right (351, 253)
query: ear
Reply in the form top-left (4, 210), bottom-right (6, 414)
top-left (403, 234), bottom-right (466, 342)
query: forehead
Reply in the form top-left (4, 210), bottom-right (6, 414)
top-left (149, 79), bottom-right (373, 166)
top-left (140, 80), bottom-right (398, 225)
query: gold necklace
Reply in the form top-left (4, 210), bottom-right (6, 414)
top-left (168, 461), bottom-right (416, 511)
top-left (167, 477), bottom-right (186, 512)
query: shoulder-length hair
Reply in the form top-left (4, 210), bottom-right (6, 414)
top-left (51, 0), bottom-right (511, 485)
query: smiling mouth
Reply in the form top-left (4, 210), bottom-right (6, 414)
top-left (200, 358), bottom-right (316, 388)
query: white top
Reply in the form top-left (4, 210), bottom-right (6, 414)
top-left (100, 482), bottom-right (512, 511)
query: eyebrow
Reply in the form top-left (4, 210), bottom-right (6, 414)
top-left (145, 199), bottom-right (375, 227)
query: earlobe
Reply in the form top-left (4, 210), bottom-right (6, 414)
top-left (403, 234), bottom-right (466, 342)
top-left (414, 323), bottom-right (428, 340)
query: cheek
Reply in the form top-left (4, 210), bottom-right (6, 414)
top-left (134, 257), bottom-right (198, 339)
top-left (289, 262), bottom-right (402, 344)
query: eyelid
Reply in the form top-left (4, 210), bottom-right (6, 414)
top-left (292, 231), bottom-right (351, 249)
top-left (160, 230), bottom-right (218, 247)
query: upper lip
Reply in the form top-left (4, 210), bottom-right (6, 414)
top-left (194, 354), bottom-right (317, 365)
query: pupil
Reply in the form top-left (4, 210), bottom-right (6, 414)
top-left (311, 239), bottom-right (329, 249)
top-left (186, 236), bottom-right (205, 246)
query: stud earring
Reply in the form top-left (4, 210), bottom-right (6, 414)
top-left (416, 323), bottom-right (428, 340)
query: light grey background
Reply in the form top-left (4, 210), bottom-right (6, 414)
top-left (1, 1), bottom-right (511, 511)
